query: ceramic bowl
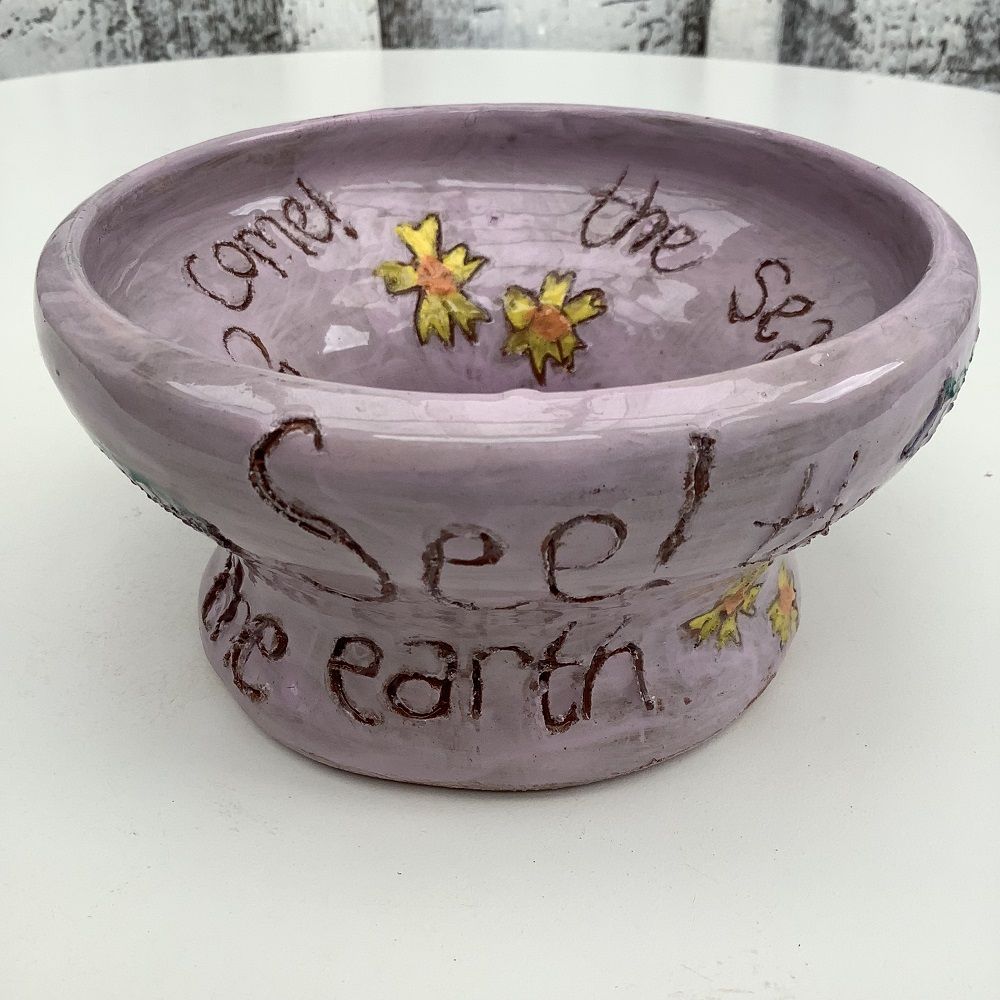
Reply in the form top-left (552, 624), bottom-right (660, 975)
top-left (36, 105), bottom-right (978, 789)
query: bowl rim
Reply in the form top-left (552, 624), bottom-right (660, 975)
top-left (35, 102), bottom-right (979, 441)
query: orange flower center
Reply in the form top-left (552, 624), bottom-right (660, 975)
top-left (721, 592), bottom-right (744, 616)
top-left (777, 583), bottom-right (795, 617)
top-left (416, 256), bottom-right (458, 296)
top-left (530, 304), bottom-right (573, 343)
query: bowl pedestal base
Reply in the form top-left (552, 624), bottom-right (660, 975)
top-left (198, 547), bottom-right (798, 790)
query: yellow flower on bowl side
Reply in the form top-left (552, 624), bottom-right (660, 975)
top-left (501, 271), bottom-right (607, 385)
top-left (768, 562), bottom-right (798, 646)
top-left (374, 213), bottom-right (490, 347)
top-left (684, 564), bottom-right (767, 649)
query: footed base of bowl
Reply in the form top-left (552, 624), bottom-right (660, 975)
top-left (198, 548), bottom-right (799, 790)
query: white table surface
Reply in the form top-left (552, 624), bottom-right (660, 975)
top-left (2, 50), bottom-right (998, 999)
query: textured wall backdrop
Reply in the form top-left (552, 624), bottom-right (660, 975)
top-left (1, 0), bottom-right (997, 88)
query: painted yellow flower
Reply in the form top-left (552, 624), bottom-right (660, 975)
top-left (501, 271), bottom-right (607, 385)
top-left (684, 564), bottom-right (767, 649)
top-left (768, 562), bottom-right (798, 646)
top-left (374, 213), bottom-right (490, 346)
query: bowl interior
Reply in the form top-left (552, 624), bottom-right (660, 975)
top-left (80, 106), bottom-right (933, 393)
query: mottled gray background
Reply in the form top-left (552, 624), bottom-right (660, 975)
top-left (1, 0), bottom-right (997, 89)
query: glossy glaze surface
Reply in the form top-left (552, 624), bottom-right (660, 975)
top-left (36, 105), bottom-right (979, 788)
top-left (86, 108), bottom-right (927, 393)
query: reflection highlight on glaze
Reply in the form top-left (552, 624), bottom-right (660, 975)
top-left (793, 361), bottom-right (902, 405)
top-left (166, 380), bottom-right (282, 416)
top-left (323, 325), bottom-right (371, 352)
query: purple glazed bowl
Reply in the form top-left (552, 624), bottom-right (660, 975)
top-left (36, 105), bottom-right (978, 789)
